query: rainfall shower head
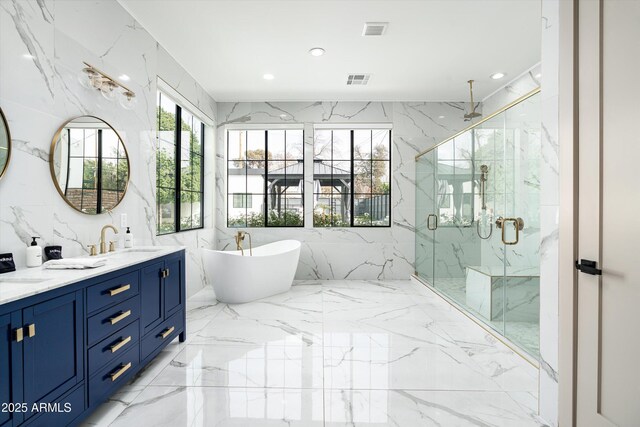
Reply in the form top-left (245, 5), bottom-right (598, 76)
top-left (464, 80), bottom-right (482, 121)
top-left (464, 111), bottom-right (482, 120)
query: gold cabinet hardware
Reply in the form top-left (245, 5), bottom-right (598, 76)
top-left (14, 327), bottom-right (24, 342)
top-left (109, 310), bottom-right (131, 325)
top-left (87, 244), bottom-right (98, 256)
top-left (110, 336), bottom-right (132, 353)
top-left (160, 269), bottom-right (166, 279)
top-left (497, 217), bottom-right (525, 245)
top-left (109, 284), bottom-right (131, 296)
top-left (110, 362), bottom-right (132, 382)
top-left (160, 326), bottom-right (175, 339)
top-left (165, 268), bottom-right (170, 278)
top-left (427, 214), bottom-right (438, 231)
top-left (26, 324), bottom-right (36, 338)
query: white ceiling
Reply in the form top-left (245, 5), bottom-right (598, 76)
top-left (119, 0), bottom-right (541, 102)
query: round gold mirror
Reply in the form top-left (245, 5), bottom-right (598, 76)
top-left (0, 108), bottom-right (11, 180)
top-left (50, 116), bottom-right (130, 214)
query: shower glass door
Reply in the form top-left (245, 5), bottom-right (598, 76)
top-left (414, 90), bottom-right (541, 357)
top-left (502, 96), bottom-right (541, 355)
top-left (433, 132), bottom-right (476, 306)
top-left (415, 151), bottom-right (435, 285)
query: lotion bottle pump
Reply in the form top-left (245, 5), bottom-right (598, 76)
top-left (124, 227), bottom-right (133, 248)
top-left (26, 237), bottom-right (42, 268)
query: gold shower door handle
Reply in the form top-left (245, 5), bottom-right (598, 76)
top-left (427, 214), bottom-right (438, 231)
top-left (498, 217), bottom-right (525, 245)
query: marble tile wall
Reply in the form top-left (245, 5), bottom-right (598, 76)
top-left (0, 0), bottom-right (216, 298)
top-left (538, 0), bottom-right (560, 425)
top-left (215, 101), bottom-right (478, 279)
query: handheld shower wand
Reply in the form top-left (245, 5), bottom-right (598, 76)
top-left (476, 164), bottom-right (493, 239)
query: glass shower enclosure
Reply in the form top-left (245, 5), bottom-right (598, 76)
top-left (415, 90), bottom-right (541, 356)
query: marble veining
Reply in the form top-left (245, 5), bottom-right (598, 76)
top-left (215, 101), bottom-right (478, 280)
top-left (83, 279), bottom-right (546, 426)
top-left (0, 0), bottom-right (216, 298)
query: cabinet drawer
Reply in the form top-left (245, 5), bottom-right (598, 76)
top-left (87, 296), bottom-right (140, 346)
top-left (87, 271), bottom-right (139, 314)
top-left (141, 310), bottom-right (184, 362)
top-left (89, 345), bottom-right (139, 407)
top-left (88, 320), bottom-right (140, 375)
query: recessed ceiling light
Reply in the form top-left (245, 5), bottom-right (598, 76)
top-left (535, 73), bottom-right (542, 78)
top-left (490, 72), bottom-right (506, 80)
top-left (438, 115), bottom-right (445, 119)
top-left (22, 53), bottom-right (35, 59)
top-left (279, 114), bottom-right (288, 118)
top-left (308, 47), bottom-right (325, 57)
top-left (263, 74), bottom-right (275, 80)
top-left (118, 74), bottom-right (130, 81)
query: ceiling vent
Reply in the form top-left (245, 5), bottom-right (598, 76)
top-left (347, 74), bottom-right (371, 85)
top-left (362, 22), bottom-right (388, 36)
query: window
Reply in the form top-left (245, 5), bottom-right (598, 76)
top-left (227, 129), bottom-right (304, 227)
top-left (62, 125), bottom-right (128, 214)
top-left (233, 194), bottom-right (252, 208)
top-left (156, 91), bottom-right (205, 234)
top-left (313, 128), bottom-right (391, 227)
top-left (435, 132), bottom-right (474, 227)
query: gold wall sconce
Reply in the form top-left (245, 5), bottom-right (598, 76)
top-left (79, 62), bottom-right (137, 110)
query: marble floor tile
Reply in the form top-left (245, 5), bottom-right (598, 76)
top-left (219, 299), bottom-right (324, 321)
top-left (110, 386), bottom-right (325, 427)
top-left (324, 389), bottom-right (544, 426)
top-left (323, 300), bottom-right (432, 322)
top-left (151, 344), bottom-right (324, 389)
top-left (324, 345), bottom-right (501, 391)
top-left (91, 280), bottom-right (542, 426)
top-left (80, 385), bottom-right (145, 427)
top-left (191, 316), bottom-right (323, 347)
top-left (323, 319), bottom-right (454, 348)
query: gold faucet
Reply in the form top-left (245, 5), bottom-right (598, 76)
top-left (100, 224), bottom-right (119, 254)
top-left (234, 231), bottom-right (253, 256)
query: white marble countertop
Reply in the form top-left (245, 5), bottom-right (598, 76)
top-left (0, 246), bottom-right (185, 306)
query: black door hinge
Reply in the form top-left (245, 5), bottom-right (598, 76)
top-left (575, 259), bottom-right (602, 276)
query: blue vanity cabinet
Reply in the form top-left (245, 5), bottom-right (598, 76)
top-left (0, 249), bottom-right (185, 426)
top-left (139, 252), bottom-right (186, 362)
top-left (21, 291), bottom-right (84, 421)
top-left (0, 312), bottom-right (23, 427)
top-left (163, 253), bottom-right (184, 319)
top-left (140, 260), bottom-right (164, 335)
top-left (140, 252), bottom-right (185, 335)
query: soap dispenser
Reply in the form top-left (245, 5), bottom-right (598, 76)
top-left (124, 227), bottom-right (134, 248)
top-left (26, 237), bottom-right (42, 268)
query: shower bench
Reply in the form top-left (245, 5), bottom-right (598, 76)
top-left (465, 265), bottom-right (540, 322)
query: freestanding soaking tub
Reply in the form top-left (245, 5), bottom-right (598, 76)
top-left (202, 240), bottom-right (301, 303)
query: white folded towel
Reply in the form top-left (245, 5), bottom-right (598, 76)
top-left (45, 258), bottom-right (107, 270)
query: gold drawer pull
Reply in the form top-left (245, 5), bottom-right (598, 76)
top-left (160, 326), bottom-right (175, 339)
top-left (110, 362), bottom-right (132, 382)
top-left (27, 324), bottom-right (36, 338)
top-left (110, 336), bottom-right (132, 353)
top-left (109, 310), bottom-right (131, 325)
top-left (109, 284), bottom-right (131, 296)
top-left (15, 328), bottom-right (24, 342)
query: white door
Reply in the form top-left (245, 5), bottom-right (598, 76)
top-left (576, 0), bottom-right (640, 426)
